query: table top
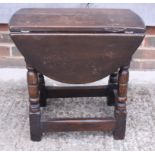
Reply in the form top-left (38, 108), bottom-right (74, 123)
top-left (9, 8), bottom-right (145, 33)
top-left (10, 8), bottom-right (145, 83)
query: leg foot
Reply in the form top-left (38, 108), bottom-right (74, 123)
top-left (29, 112), bottom-right (42, 141)
top-left (113, 103), bottom-right (127, 140)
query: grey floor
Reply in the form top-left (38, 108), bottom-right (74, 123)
top-left (0, 79), bottom-right (155, 150)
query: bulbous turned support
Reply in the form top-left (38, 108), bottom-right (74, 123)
top-left (27, 64), bottom-right (42, 141)
top-left (113, 65), bottom-right (129, 140)
top-left (38, 73), bottom-right (47, 107)
top-left (107, 71), bottom-right (118, 106)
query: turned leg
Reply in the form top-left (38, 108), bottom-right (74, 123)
top-left (113, 65), bottom-right (129, 140)
top-left (27, 64), bottom-right (42, 141)
top-left (107, 71), bottom-right (118, 106)
top-left (38, 73), bottom-right (47, 107)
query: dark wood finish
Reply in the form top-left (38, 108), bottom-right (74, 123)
top-left (46, 85), bottom-right (108, 98)
top-left (38, 73), bottom-right (47, 107)
top-left (41, 118), bottom-right (116, 132)
top-left (9, 8), bottom-right (145, 141)
top-left (27, 64), bottom-right (42, 141)
top-left (9, 8), bottom-right (145, 84)
top-left (9, 8), bottom-right (145, 33)
top-left (10, 33), bottom-right (144, 84)
top-left (107, 71), bottom-right (118, 106)
top-left (113, 65), bottom-right (129, 140)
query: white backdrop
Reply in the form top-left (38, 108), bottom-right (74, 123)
top-left (0, 3), bottom-right (154, 26)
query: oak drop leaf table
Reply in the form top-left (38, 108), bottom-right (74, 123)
top-left (9, 8), bottom-right (145, 141)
